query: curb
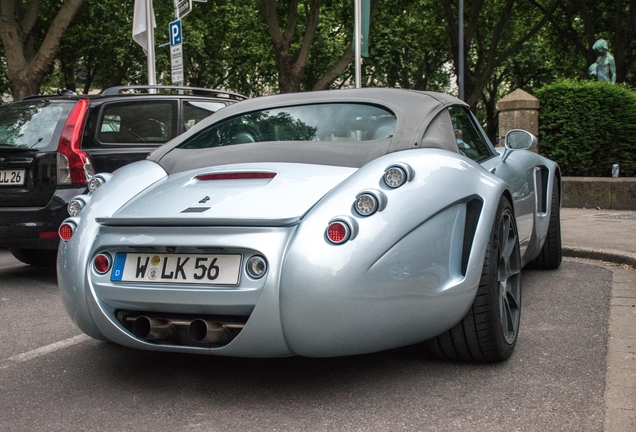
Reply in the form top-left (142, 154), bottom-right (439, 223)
top-left (563, 246), bottom-right (636, 268)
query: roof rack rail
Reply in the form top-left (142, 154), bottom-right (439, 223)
top-left (20, 89), bottom-right (79, 101)
top-left (100, 85), bottom-right (247, 101)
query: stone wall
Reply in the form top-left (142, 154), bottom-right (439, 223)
top-left (563, 177), bottom-right (636, 210)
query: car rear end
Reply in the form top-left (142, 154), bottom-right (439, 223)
top-left (0, 97), bottom-right (94, 265)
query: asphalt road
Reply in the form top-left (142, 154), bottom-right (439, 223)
top-left (0, 249), bottom-right (612, 431)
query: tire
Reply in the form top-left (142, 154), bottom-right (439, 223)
top-left (9, 248), bottom-right (58, 267)
top-left (526, 181), bottom-right (562, 270)
top-left (426, 197), bottom-right (522, 362)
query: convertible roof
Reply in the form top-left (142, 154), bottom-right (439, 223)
top-left (149, 88), bottom-right (468, 173)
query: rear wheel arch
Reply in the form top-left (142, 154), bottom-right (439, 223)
top-left (426, 195), bottom-right (522, 362)
top-left (526, 170), bottom-right (562, 270)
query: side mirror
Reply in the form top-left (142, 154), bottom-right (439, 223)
top-left (501, 129), bottom-right (537, 162)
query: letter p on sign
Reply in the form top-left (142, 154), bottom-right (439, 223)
top-left (169, 20), bottom-right (182, 46)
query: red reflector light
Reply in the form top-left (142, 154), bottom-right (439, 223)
top-left (39, 231), bottom-right (60, 239)
top-left (196, 172), bottom-right (277, 181)
top-left (326, 221), bottom-right (350, 244)
top-left (58, 223), bottom-right (75, 241)
top-left (94, 254), bottom-right (111, 274)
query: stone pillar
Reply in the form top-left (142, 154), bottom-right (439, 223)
top-left (496, 89), bottom-right (540, 151)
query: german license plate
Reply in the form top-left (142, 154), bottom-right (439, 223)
top-left (111, 253), bottom-right (241, 285)
top-left (0, 169), bottom-right (26, 185)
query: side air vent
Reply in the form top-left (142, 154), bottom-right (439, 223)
top-left (461, 199), bottom-right (483, 276)
top-left (535, 167), bottom-right (549, 214)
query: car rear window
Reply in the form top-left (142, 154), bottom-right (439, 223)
top-left (182, 100), bottom-right (226, 130)
top-left (0, 100), bottom-right (69, 150)
top-left (178, 103), bottom-right (396, 149)
top-left (97, 101), bottom-right (177, 145)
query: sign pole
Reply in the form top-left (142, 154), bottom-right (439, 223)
top-left (354, 0), bottom-right (361, 88)
top-left (145, 0), bottom-right (156, 87)
top-left (458, 0), bottom-right (464, 101)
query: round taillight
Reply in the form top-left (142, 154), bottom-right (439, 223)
top-left (87, 177), bottom-right (103, 193)
top-left (354, 193), bottom-right (378, 216)
top-left (384, 166), bottom-right (407, 188)
top-left (326, 221), bottom-right (350, 244)
top-left (246, 255), bottom-right (267, 279)
top-left (59, 223), bottom-right (75, 241)
top-left (67, 199), bottom-right (84, 217)
top-left (94, 253), bottom-right (112, 274)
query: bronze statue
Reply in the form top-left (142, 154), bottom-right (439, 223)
top-left (589, 39), bottom-right (616, 84)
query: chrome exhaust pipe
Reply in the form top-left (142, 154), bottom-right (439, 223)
top-left (131, 316), bottom-right (177, 341)
top-left (188, 319), bottom-right (232, 344)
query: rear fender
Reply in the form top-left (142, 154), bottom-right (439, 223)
top-left (57, 160), bottom-right (168, 339)
top-left (279, 149), bottom-right (509, 357)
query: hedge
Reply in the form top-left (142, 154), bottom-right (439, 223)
top-left (535, 80), bottom-right (636, 177)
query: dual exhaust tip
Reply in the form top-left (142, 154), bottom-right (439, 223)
top-left (131, 316), bottom-right (235, 345)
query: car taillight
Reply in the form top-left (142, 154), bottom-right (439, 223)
top-left (246, 256), bottom-right (267, 279)
top-left (383, 166), bottom-right (407, 188)
top-left (326, 221), bottom-right (351, 244)
top-left (59, 223), bottom-right (76, 241)
top-left (93, 253), bottom-right (112, 274)
top-left (195, 172), bottom-right (277, 181)
top-left (57, 99), bottom-right (93, 185)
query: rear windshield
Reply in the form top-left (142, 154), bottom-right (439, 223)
top-left (97, 100), bottom-right (178, 145)
top-left (178, 103), bottom-right (396, 149)
top-left (0, 100), bottom-right (69, 150)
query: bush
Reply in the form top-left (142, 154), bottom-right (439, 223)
top-left (535, 80), bottom-right (636, 177)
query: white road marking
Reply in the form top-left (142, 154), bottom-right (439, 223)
top-left (2, 334), bottom-right (90, 367)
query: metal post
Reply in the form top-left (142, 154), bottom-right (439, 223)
top-left (354, 0), bottom-right (362, 88)
top-left (145, 0), bottom-right (157, 87)
top-left (458, 0), bottom-right (464, 101)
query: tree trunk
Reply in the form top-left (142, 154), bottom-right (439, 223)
top-left (261, 0), bottom-right (322, 93)
top-left (440, 0), bottom-right (555, 110)
top-left (261, 0), bottom-right (380, 93)
top-left (0, 0), bottom-right (85, 100)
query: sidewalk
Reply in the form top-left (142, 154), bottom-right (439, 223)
top-left (561, 208), bottom-right (636, 431)
top-left (562, 208), bottom-right (636, 266)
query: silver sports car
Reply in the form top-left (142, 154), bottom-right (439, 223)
top-left (57, 88), bottom-right (561, 362)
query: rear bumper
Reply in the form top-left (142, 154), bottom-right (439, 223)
top-left (0, 186), bottom-right (86, 249)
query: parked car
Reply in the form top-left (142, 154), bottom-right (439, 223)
top-left (57, 88), bottom-right (562, 362)
top-left (0, 85), bottom-right (246, 265)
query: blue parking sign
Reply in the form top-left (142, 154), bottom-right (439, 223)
top-left (169, 20), bottom-right (182, 46)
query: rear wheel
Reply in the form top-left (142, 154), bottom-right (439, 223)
top-left (9, 248), bottom-right (58, 267)
top-left (526, 181), bottom-right (562, 269)
top-left (427, 197), bottom-right (521, 362)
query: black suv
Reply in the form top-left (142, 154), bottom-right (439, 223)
top-left (0, 85), bottom-right (246, 265)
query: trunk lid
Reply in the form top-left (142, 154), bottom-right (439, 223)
top-left (0, 100), bottom-right (74, 207)
top-left (102, 163), bottom-right (357, 226)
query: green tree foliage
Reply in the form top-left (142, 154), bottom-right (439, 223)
top-left (0, 0), bottom-right (85, 100)
top-left (0, 44), bottom-right (9, 101)
top-left (529, 0), bottom-right (636, 85)
top-left (302, 0), bottom-right (356, 90)
top-left (439, 0), bottom-right (556, 110)
top-left (535, 80), bottom-right (636, 176)
top-left (363, 0), bottom-right (451, 91)
top-left (260, 0), bottom-right (382, 93)
top-left (175, 0), bottom-right (276, 96)
top-left (49, 0), bottom-right (146, 93)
